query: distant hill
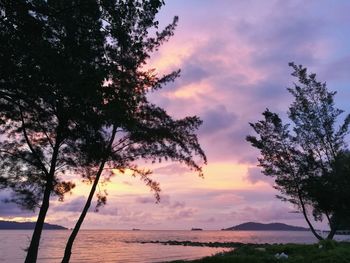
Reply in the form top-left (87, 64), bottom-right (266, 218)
top-left (0, 220), bottom-right (67, 230)
top-left (222, 222), bottom-right (309, 231)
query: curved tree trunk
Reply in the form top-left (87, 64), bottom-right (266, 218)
top-left (298, 192), bottom-right (324, 241)
top-left (61, 127), bottom-right (117, 263)
top-left (61, 161), bottom-right (105, 263)
top-left (325, 213), bottom-right (337, 240)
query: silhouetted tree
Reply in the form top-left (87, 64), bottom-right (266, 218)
top-left (305, 150), bottom-right (350, 232)
top-left (0, 1), bottom-right (108, 262)
top-left (0, 1), bottom-right (206, 262)
top-left (61, 1), bottom-right (206, 262)
top-left (247, 63), bottom-right (350, 240)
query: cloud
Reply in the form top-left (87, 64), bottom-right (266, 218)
top-left (0, 191), bottom-right (36, 218)
top-left (51, 195), bottom-right (119, 216)
top-left (228, 204), bottom-right (303, 223)
top-left (176, 188), bottom-right (275, 207)
top-left (179, 62), bottom-right (209, 86)
top-left (117, 209), bottom-right (155, 223)
top-left (135, 196), bottom-right (156, 204)
top-left (321, 56), bottom-right (350, 81)
top-left (246, 167), bottom-right (263, 184)
top-left (211, 193), bottom-right (244, 205)
top-left (153, 164), bottom-right (191, 176)
top-left (169, 201), bottom-right (185, 209)
top-left (200, 105), bottom-right (237, 136)
top-left (148, 0), bottom-right (350, 167)
top-left (167, 207), bottom-right (197, 221)
top-left (51, 196), bottom-right (87, 212)
top-left (0, 201), bottom-right (35, 218)
top-left (135, 194), bottom-right (186, 210)
top-left (245, 167), bottom-right (274, 185)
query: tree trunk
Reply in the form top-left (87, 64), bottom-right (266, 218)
top-left (298, 192), bottom-right (324, 241)
top-left (300, 204), bottom-right (323, 241)
top-left (24, 182), bottom-right (52, 263)
top-left (61, 161), bottom-right (105, 263)
top-left (61, 127), bottom-right (117, 263)
top-left (327, 226), bottom-right (337, 240)
top-left (25, 134), bottom-right (61, 263)
top-left (326, 214), bottom-right (337, 240)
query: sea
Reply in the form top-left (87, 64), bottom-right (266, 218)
top-left (1, 230), bottom-right (349, 263)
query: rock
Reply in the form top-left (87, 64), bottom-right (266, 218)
top-left (279, 252), bottom-right (288, 259)
top-left (275, 252), bottom-right (288, 259)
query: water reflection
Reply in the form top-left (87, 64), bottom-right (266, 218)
top-left (0, 230), bottom-right (349, 262)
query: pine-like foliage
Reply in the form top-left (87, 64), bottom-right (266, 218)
top-left (247, 63), bottom-right (350, 240)
top-left (0, 1), bottom-right (206, 262)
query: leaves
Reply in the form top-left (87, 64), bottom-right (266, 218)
top-left (1, 1), bottom-right (207, 260)
top-left (247, 63), bottom-right (350, 237)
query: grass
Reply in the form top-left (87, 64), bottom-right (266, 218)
top-left (170, 240), bottom-right (350, 263)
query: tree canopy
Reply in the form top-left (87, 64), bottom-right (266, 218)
top-left (0, 0), bottom-right (106, 208)
top-left (247, 63), bottom-right (350, 240)
top-left (0, 1), bottom-right (111, 261)
top-left (1, 1), bottom-right (206, 262)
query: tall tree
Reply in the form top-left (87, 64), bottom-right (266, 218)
top-left (247, 63), bottom-right (350, 240)
top-left (1, 1), bottom-right (206, 262)
top-left (0, 1), bottom-right (107, 262)
top-left (61, 1), bottom-right (206, 262)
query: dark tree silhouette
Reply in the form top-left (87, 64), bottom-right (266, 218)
top-left (61, 1), bottom-right (206, 262)
top-left (1, 1), bottom-right (206, 262)
top-left (247, 63), bottom-right (350, 240)
top-left (305, 150), bottom-right (350, 233)
top-left (1, 1), bottom-right (108, 262)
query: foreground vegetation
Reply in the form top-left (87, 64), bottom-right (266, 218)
top-left (172, 241), bottom-right (350, 263)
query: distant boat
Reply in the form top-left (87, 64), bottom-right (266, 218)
top-left (132, 228), bottom-right (141, 231)
top-left (191, 228), bottom-right (203, 231)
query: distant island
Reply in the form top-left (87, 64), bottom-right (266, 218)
top-left (191, 228), bottom-right (203, 231)
top-left (222, 222), bottom-right (309, 231)
top-left (0, 220), bottom-right (67, 230)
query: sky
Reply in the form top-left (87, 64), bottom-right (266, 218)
top-left (2, 0), bottom-right (350, 230)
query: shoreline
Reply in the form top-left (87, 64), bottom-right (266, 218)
top-left (131, 240), bottom-right (265, 248)
top-left (168, 241), bottom-right (350, 263)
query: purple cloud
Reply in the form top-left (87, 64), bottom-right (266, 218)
top-left (246, 167), bottom-right (274, 185)
top-left (199, 105), bottom-right (237, 136)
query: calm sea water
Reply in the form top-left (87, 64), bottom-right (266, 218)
top-left (1, 230), bottom-right (349, 263)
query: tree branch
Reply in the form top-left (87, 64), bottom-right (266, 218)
top-left (19, 106), bottom-right (49, 177)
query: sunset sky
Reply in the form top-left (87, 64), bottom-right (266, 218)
top-left (2, 0), bottom-right (350, 230)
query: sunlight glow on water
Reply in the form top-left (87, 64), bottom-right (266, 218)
top-left (1, 230), bottom-right (349, 262)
